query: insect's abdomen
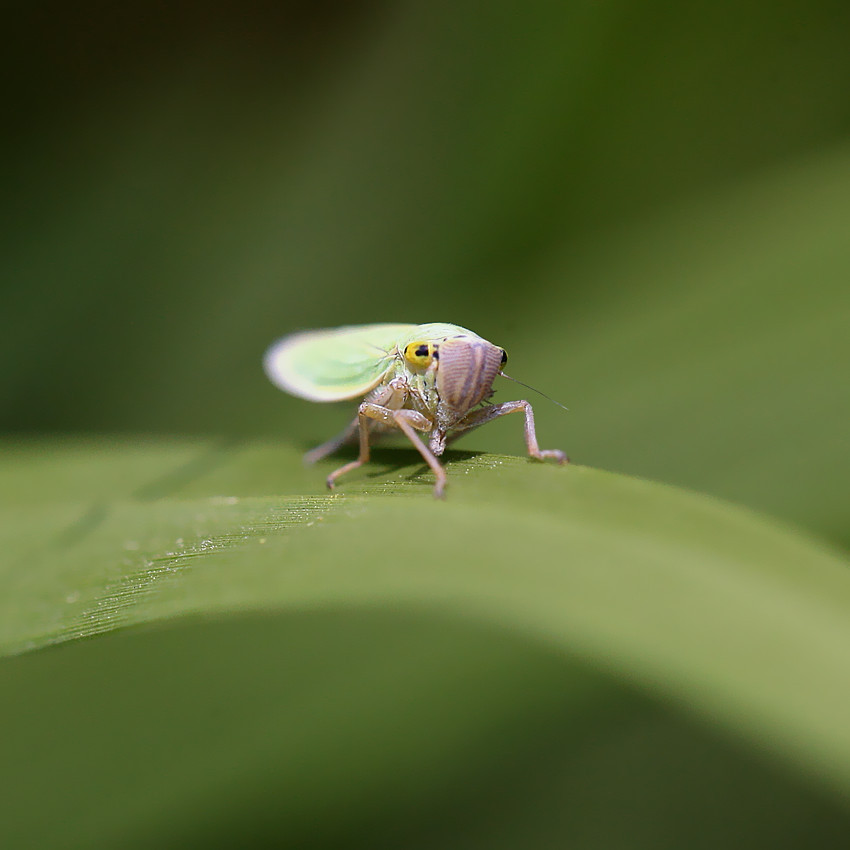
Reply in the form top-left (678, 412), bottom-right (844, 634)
top-left (436, 337), bottom-right (503, 414)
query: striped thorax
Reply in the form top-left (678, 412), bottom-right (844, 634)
top-left (436, 336), bottom-right (505, 422)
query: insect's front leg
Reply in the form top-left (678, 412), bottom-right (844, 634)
top-left (389, 410), bottom-right (448, 498)
top-left (326, 387), bottom-right (446, 497)
top-left (451, 400), bottom-right (568, 464)
top-left (327, 404), bottom-right (441, 493)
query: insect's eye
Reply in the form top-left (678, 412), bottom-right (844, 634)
top-left (500, 349), bottom-right (508, 366)
top-left (404, 341), bottom-right (436, 368)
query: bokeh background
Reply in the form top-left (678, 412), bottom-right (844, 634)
top-left (3, 0), bottom-right (849, 547)
top-left (4, 3), bottom-right (850, 847)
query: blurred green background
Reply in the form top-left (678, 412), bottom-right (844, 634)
top-left (3, 0), bottom-right (848, 545)
top-left (3, 1), bottom-right (850, 847)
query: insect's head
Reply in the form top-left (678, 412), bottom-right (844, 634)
top-left (404, 340), bottom-right (507, 372)
top-left (403, 336), bottom-right (504, 415)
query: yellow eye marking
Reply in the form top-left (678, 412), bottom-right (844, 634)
top-left (403, 341), bottom-right (437, 369)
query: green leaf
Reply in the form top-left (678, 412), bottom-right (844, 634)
top-left (3, 438), bottom-right (850, 847)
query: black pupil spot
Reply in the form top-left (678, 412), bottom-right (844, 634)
top-left (500, 349), bottom-right (508, 364)
top-left (415, 344), bottom-right (430, 358)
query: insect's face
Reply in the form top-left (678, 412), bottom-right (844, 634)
top-left (434, 336), bottom-right (506, 416)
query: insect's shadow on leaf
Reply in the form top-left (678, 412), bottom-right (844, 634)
top-left (52, 502), bottom-right (110, 548)
top-left (133, 437), bottom-right (244, 502)
top-left (364, 448), bottom-right (484, 482)
top-left (52, 438), bottom-right (244, 550)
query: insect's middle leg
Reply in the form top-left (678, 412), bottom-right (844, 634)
top-left (306, 382), bottom-right (399, 465)
top-left (450, 400), bottom-right (568, 463)
top-left (324, 381), bottom-right (404, 490)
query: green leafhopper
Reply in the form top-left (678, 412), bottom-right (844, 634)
top-left (264, 323), bottom-right (567, 497)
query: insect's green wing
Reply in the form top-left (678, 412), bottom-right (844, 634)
top-left (394, 322), bottom-right (482, 349)
top-left (264, 324), bottom-right (415, 402)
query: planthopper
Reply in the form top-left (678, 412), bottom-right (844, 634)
top-left (264, 322), bottom-right (568, 498)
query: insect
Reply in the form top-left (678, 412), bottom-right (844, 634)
top-left (264, 323), bottom-right (567, 497)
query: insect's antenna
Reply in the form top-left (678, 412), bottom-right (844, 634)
top-left (500, 372), bottom-right (570, 411)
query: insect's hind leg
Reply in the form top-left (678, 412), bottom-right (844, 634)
top-left (304, 417), bottom-right (359, 464)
